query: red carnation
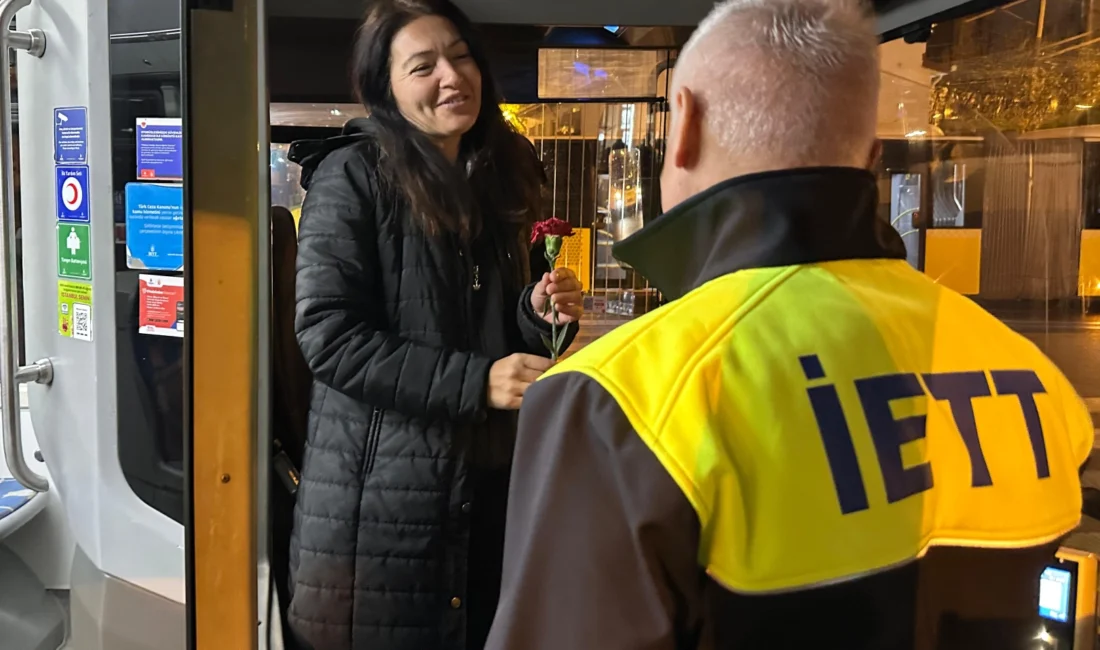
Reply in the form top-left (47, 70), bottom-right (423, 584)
top-left (530, 217), bottom-right (574, 245)
top-left (530, 217), bottom-right (575, 362)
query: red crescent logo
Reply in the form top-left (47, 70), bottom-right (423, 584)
top-left (65, 183), bottom-right (78, 205)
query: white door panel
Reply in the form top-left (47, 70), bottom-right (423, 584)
top-left (16, 0), bottom-right (183, 604)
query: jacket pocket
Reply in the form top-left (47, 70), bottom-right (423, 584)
top-left (361, 408), bottom-right (384, 478)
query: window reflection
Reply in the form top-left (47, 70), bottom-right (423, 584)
top-left (270, 143), bottom-right (305, 225)
top-left (889, 173), bottom-right (922, 269)
top-left (108, 7), bottom-right (185, 522)
top-left (876, 0), bottom-right (1100, 399)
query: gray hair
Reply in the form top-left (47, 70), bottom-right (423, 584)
top-left (676, 0), bottom-right (880, 167)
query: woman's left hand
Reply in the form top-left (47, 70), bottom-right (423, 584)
top-left (531, 268), bottom-right (584, 325)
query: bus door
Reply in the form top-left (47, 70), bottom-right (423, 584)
top-left (179, 0), bottom-right (1097, 649)
top-left (3, 0), bottom-right (188, 648)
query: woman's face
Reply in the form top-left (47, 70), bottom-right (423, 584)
top-left (389, 15), bottom-right (482, 156)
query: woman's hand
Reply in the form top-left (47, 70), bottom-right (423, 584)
top-left (488, 353), bottom-right (554, 410)
top-left (530, 268), bottom-right (584, 325)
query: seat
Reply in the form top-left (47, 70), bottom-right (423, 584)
top-left (0, 476), bottom-right (64, 650)
top-left (0, 477), bottom-right (45, 540)
top-left (271, 206), bottom-right (310, 467)
top-left (269, 205), bottom-right (311, 649)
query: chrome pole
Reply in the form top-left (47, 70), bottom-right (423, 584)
top-left (0, 0), bottom-right (49, 492)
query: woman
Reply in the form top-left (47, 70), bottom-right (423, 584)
top-left (285, 1), bottom-right (583, 649)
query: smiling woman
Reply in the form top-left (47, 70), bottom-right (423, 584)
top-left (349, 0), bottom-right (542, 240)
top-left (284, 1), bottom-right (582, 649)
top-left (388, 14), bottom-right (483, 159)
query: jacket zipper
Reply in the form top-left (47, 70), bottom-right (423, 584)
top-left (361, 408), bottom-right (384, 477)
top-left (458, 246), bottom-right (480, 291)
top-left (457, 243), bottom-right (478, 349)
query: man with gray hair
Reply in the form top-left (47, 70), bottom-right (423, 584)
top-left (485, 0), bottom-right (1094, 648)
top-left (664, 0), bottom-right (881, 190)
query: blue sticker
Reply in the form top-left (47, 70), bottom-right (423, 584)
top-left (56, 166), bottom-right (90, 223)
top-left (125, 183), bottom-right (184, 271)
top-left (135, 118), bottom-right (183, 180)
top-left (54, 107), bottom-right (88, 164)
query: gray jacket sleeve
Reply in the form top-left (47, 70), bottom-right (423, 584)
top-left (484, 371), bottom-right (705, 650)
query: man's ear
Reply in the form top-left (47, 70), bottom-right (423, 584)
top-left (865, 138), bottom-right (883, 171)
top-left (669, 87), bottom-right (702, 171)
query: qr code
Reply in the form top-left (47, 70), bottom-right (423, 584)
top-left (72, 303), bottom-right (92, 341)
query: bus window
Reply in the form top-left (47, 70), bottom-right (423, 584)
top-left (875, 2), bottom-right (1100, 402)
top-left (108, 0), bottom-right (185, 522)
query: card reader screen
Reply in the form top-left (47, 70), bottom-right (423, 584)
top-left (1039, 567), bottom-right (1073, 623)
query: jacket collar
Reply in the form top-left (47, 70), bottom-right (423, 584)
top-left (611, 166), bottom-right (907, 300)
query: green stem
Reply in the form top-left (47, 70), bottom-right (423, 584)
top-left (546, 250), bottom-right (560, 361)
top-left (551, 304), bottom-right (559, 362)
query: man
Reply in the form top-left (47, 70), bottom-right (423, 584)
top-left (484, 0), bottom-right (1095, 648)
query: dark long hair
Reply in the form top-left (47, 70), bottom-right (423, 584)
top-left (352, 0), bottom-right (543, 244)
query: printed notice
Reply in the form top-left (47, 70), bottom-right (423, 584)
top-left (56, 166), bottom-right (91, 223)
top-left (136, 117), bottom-right (183, 180)
top-left (138, 274), bottom-right (184, 338)
top-left (57, 223), bottom-right (91, 280)
top-left (58, 280), bottom-right (93, 341)
top-left (54, 107), bottom-right (88, 164)
top-left (125, 182), bottom-right (184, 271)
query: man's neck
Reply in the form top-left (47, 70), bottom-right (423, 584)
top-left (699, 158), bottom-right (806, 191)
top-left (687, 156), bottom-right (872, 199)
top-left (614, 167), bottom-right (900, 300)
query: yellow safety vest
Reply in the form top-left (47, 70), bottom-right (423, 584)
top-left (548, 258), bottom-right (1093, 594)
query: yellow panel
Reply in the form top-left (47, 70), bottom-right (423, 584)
top-left (1078, 231), bottom-right (1100, 297)
top-left (924, 229), bottom-right (981, 295)
top-left (558, 227), bottom-right (592, 293)
top-left (188, 2), bottom-right (262, 649)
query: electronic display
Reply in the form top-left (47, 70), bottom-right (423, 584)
top-left (1039, 566), bottom-right (1073, 623)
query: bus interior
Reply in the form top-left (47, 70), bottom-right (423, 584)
top-left (0, 0), bottom-right (1097, 648)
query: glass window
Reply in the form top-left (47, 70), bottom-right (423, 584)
top-left (506, 100), bottom-right (666, 323)
top-left (537, 49), bottom-right (666, 99)
top-left (108, 0), bottom-right (185, 523)
top-left (876, 7), bottom-right (1100, 400)
top-left (270, 143), bottom-right (305, 219)
top-left (1042, 0), bottom-right (1089, 44)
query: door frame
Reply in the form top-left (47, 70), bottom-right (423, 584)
top-left (876, 0), bottom-right (1004, 40)
top-left (182, 0), bottom-right (270, 648)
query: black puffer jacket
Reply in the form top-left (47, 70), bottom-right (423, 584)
top-left (286, 119), bottom-right (576, 650)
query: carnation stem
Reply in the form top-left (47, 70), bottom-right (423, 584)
top-left (551, 306), bottom-right (559, 362)
top-left (546, 250), bottom-right (560, 362)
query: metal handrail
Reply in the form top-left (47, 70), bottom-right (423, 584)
top-left (109, 28), bottom-right (179, 44)
top-left (0, 0), bottom-right (49, 492)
